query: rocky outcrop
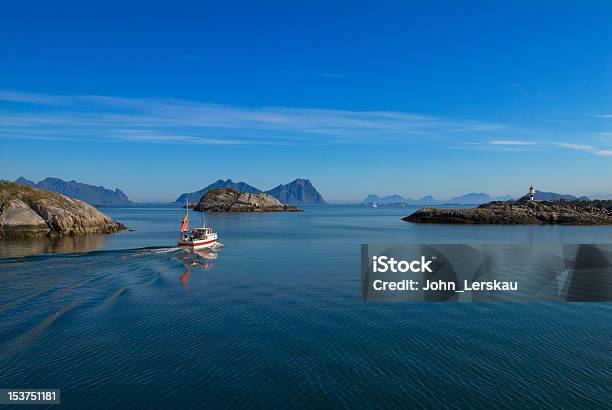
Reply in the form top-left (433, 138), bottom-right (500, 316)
top-left (175, 179), bottom-right (262, 204)
top-left (193, 188), bottom-right (302, 212)
top-left (0, 182), bottom-right (125, 238)
top-left (404, 200), bottom-right (612, 225)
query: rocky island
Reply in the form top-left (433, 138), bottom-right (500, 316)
top-left (176, 178), bottom-right (326, 205)
top-left (404, 199), bottom-right (612, 225)
top-left (193, 188), bottom-right (302, 212)
top-left (0, 182), bottom-right (125, 238)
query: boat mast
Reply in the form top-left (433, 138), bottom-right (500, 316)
top-left (185, 195), bottom-right (189, 230)
top-left (180, 195), bottom-right (189, 239)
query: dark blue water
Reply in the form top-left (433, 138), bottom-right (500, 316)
top-left (1, 206), bottom-right (611, 408)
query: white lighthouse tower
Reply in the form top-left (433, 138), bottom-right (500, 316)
top-left (528, 185), bottom-right (536, 201)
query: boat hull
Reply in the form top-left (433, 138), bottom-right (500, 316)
top-left (177, 238), bottom-right (218, 249)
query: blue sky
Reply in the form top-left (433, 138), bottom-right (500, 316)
top-left (1, 0), bottom-right (611, 202)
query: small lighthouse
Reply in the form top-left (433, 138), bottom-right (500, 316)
top-left (528, 185), bottom-right (536, 201)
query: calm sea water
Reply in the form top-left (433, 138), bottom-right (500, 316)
top-left (1, 205), bottom-right (611, 408)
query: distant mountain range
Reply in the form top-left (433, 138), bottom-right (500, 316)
top-left (520, 191), bottom-right (590, 202)
top-left (176, 178), bottom-right (326, 205)
top-left (362, 190), bottom-right (590, 205)
top-left (14, 177), bottom-right (131, 206)
top-left (446, 193), bottom-right (514, 205)
top-left (363, 194), bottom-right (405, 203)
top-left (11, 176), bottom-right (597, 206)
top-left (362, 194), bottom-right (440, 205)
top-left (266, 179), bottom-right (325, 205)
top-left (447, 193), bottom-right (490, 204)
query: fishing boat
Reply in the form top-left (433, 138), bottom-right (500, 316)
top-left (177, 200), bottom-right (219, 249)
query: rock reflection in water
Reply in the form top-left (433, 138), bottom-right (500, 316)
top-left (0, 235), bottom-right (107, 258)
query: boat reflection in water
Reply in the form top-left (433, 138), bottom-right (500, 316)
top-left (177, 243), bottom-right (222, 285)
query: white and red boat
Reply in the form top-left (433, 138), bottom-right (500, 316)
top-left (177, 202), bottom-right (218, 249)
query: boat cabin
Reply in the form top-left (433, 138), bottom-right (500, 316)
top-left (190, 228), bottom-right (213, 239)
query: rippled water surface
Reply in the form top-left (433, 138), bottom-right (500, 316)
top-left (1, 205), bottom-right (611, 408)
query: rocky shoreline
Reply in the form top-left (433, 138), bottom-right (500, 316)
top-left (404, 199), bottom-right (612, 225)
top-left (0, 182), bottom-right (125, 238)
top-left (193, 188), bottom-right (302, 212)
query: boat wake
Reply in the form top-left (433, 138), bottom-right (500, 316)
top-left (0, 242), bottom-right (226, 357)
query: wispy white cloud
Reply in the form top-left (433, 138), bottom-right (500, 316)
top-left (488, 140), bottom-right (537, 145)
top-left (456, 139), bottom-right (612, 158)
top-left (0, 90), bottom-right (73, 105)
top-left (451, 140), bottom-right (539, 152)
top-left (555, 141), bottom-right (612, 157)
top-left (109, 131), bottom-right (249, 145)
top-left (0, 89), bottom-right (608, 157)
top-left (0, 89), bottom-right (515, 145)
top-left (554, 142), bottom-right (595, 151)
